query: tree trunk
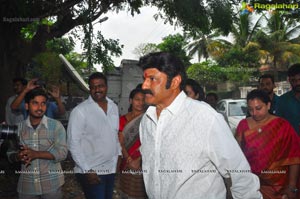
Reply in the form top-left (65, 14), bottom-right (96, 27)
top-left (0, 22), bottom-right (34, 122)
top-left (273, 58), bottom-right (279, 82)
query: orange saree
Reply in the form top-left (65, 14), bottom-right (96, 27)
top-left (236, 117), bottom-right (300, 199)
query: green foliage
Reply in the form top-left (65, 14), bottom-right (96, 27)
top-left (88, 31), bottom-right (123, 73)
top-left (20, 18), bottom-right (54, 41)
top-left (29, 37), bottom-right (90, 85)
top-left (133, 43), bottom-right (159, 58)
top-left (208, 0), bottom-right (233, 35)
top-left (20, 21), bottom-right (39, 40)
top-left (187, 61), bottom-right (257, 87)
top-left (184, 30), bottom-right (230, 62)
top-left (217, 46), bottom-right (260, 68)
top-left (152, 0), bottom-right (233, 34)
top-left (187, 61), bottom-right (226, 86)
top-left (12, 0), bottom-right (237, 75)
top-left (27, 52), bottom-right (63, 85)
top-left (46, 37), bottom-right (75, 55)
top-left (65, 52), bottom-right (92, 77)
top-left (252, 11), bottom-right (300, 73)
top-left (157, 34), bottom-right (191, 66)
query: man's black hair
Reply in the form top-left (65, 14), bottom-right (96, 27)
top-left (88, 72), bottom-right (107, 86)
top-left (288, 63), bottom-right (300, 77)
top-left (25, 88), bottom-right (48, 103)
top-left (259, 74), bottom-right (275, 84)
top-left (138, 52), bottom-right (187, 90)
top-left (206, 92), bottom-right (218, 101)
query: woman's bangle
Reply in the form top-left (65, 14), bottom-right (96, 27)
top-left (288, 185), bottom-right (299, 193)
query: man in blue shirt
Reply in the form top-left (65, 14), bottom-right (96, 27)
top-left (276, 63), bottom-right (300, 135)
top-left (10, 78), bottom-right (66, 119)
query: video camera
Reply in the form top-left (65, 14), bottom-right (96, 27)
top-left (0, 124), bottom-right (18, 139)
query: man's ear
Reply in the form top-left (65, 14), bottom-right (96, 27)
top-left (25, 103), bottom-right (29, 110)
top-left (267, 102), bottom-right (271, 110)
top-left (171, 75), bottom-right (182, 90)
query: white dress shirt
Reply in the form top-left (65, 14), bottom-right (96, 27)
top-left (67, 96), bottom-right (121, 174)
top-left (139, 91), bottom-right (262, 199)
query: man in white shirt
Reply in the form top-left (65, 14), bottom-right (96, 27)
top-left (138, 52), bottom-right (262, 199)
top-left (67, 72), bottom-right (120, 199)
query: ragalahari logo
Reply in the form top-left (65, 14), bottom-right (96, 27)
top-left (253, 2), bottom-right (299, 10)
top-left (240, 2), bottom-right (254, 15)
top-left (240, 1), bottom-right (300, 15)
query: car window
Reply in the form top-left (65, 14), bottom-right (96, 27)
top-left (228, 101), bottom-right (247, 116)
top-left (216, 101), bottom-right (226, 112)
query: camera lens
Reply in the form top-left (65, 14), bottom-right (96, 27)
top-left (0, 124), bottom-right (18, 139)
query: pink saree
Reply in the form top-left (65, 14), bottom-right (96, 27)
top-left (236, 117), bottom-right (300, 198)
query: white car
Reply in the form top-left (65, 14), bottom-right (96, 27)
top-left (216, 99), bottom-right (247, 134)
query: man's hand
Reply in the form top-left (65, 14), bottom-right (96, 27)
top-left (25, 78), bottom-right (39, 92)
top-left (48, 85), bottom-right (60, 100)
top-left (85, 171), bottom-right (101, 185)
top-left (18, 145), bottom-right (37, 167)
top-left (48, 85), bottom-right (66, 116)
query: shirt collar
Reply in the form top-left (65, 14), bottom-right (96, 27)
top-left (25, 115), bottom-right (48, 129)
top-left (146, 91), bottom-right (187, 122)
top-left (87, 95), bottom-right (112, 104)
top-left (165, 91), bottom-right (187, 115)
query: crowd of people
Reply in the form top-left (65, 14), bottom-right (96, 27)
top-left (1, 52), bottom-right (300, 199)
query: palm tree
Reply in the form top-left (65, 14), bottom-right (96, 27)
top-left (254, 11), bottom-right (300, 80)
top-left (184, 31), bottom-right (231, 62)
top-left (231, 12), bottom-right (265, 47)
top-left (207, 13), bottom-right (264, 67)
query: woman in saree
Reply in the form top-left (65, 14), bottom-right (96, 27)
top-left (118, 88), bottom-right (147, 199)
top-left (236, 89), bottom-right (300, 199)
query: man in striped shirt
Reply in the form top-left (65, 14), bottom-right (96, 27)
top-left (7, 88), bottom-right (67, 199)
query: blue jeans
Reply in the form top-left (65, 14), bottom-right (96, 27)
top-left (76, 173), bottom-right (115, 199)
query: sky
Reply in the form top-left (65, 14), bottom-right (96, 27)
top-left (74, 6), bottom-right (183, 70)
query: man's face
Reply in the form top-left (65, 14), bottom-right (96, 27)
top-left (89, 78), bottom-right (107, 102)
top-left (25, 96), bottom-right (47, 119)
top-left (289, 74), bottom-right (300, 93)
top-left (206, 96), bottom-right (218, 108)
top-left (259, 78), bottom-right (274, 95)
top-left (142, 68), bottom-right (175, 107)
top-left (13, 81), bottom-right (26, 94)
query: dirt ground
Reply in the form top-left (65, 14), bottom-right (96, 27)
top-left (0, 154), bottom-right (121, 199)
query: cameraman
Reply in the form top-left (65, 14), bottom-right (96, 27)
top-left (7, 88), bottom-right (67, 198)
top-left (10, 78), bottom-right (66, 119)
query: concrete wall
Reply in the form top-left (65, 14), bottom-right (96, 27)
top-left (107, 59), bottom-right (143, 115)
